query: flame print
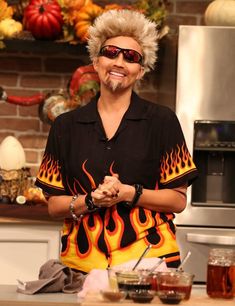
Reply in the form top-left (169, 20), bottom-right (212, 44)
top-left (104, 209), bottom-right (125, 252)
top-left (160, 142), bottom-right (195, 185)
top-left (60, 206), bottom-right (177, 271)
top-left (36, 153), bottom-right (63, 190)
top-left (65, 160), bottom-right (117, 196)
top-left (82, 160), bottom-right (96, 190)
top-left (37, 154), bottom-right (183, 271)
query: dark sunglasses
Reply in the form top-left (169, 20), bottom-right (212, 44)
top-left (99, 45), bottom-right (143, 64)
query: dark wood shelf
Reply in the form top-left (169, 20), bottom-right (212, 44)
top-left (0, 202), bottom-right (53, 222)
top-left (1, 38), bottom-right (88, 55)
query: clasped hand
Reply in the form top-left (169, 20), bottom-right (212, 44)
top-left (91, 174), bottom-right (124, 208)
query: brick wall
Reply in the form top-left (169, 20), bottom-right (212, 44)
top-left (0, 0), bottom-right (212, 176)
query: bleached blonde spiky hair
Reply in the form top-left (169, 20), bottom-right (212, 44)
top-left (87, 9), bottom-right (158, 72)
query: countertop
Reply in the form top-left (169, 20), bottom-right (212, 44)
top-left (0, 285), bottom-right (79, 306)
top-left (0, 285), bottom-right (234, 306)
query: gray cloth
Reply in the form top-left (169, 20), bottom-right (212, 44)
top-left (17, 259), bottom-right (86, 295)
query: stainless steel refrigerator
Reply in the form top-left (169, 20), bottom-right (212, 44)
top-left (175, 25), bottom-right (235, 283)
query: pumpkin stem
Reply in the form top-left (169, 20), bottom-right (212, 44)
top-left (39, 5), bottom-right (45, 13)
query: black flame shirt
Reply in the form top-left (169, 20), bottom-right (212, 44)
top-left (36, 91), bottom-right (198, 272)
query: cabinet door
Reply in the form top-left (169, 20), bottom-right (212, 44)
top-left (0, 224), bottom-right (61, 285)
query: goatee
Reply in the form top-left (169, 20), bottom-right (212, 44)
top-left (107, 80), bottom-right (122, 92)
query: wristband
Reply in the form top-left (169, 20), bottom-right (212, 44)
top-left (125, 184), bottom-right (143, 209)
top-left (85, 191), bottom-right (98, 211)
top-left (132, 184), bottom-right (143, 207)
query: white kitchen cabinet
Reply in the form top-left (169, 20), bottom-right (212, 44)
top-left (0, 221), bottom-right (61, 285)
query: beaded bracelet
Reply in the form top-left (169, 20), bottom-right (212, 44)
top-left (69, 194), bottom-right (83, 222)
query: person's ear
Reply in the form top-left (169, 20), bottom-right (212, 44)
top-left (136, 66), bottom-right (145, 80)
top-left (93, 58), bottom-right (99, 72)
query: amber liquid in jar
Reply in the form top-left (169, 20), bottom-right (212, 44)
top-left (207, 265), bottom-right (234, 298)
top-left (230, 264), bottom-right (235, 297)
top-left (207, 248), bottom-right (235, 299)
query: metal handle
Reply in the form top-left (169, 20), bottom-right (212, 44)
top-left (132, 244), bottom-right (152, 271)
top-left (186, 233), bottom-right (235, 246)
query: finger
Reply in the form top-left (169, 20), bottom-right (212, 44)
top-left (100, 182), bottom-right (116, 193)
top-left (104, 186), bottom-right (119, 197)
top-left (104, 176), bottom-right (118, 184)
top-left (99, 181), bottom-right (113, 190)
top-left (92, 190), bottom-right (106, 200)
top-left (103, 176), bottom-right (113, 183)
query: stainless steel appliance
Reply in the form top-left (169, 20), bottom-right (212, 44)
top-left (175, 25), bottom-right (235, 283)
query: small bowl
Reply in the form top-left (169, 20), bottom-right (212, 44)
top-left (130, 291), bottom-right (155, 304)
top-left (157, 290), bottom-right (185, 305)
top-left (156, 271), bottom-right (194, 301)
top-left (116, 270), bottom-right (152, 298)
top-left (100, 290), bottom-right (127, 302)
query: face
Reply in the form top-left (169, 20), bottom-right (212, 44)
top-left (93, 36), bottom-right (145, 93)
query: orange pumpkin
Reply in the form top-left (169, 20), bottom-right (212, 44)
top-left (104, 4), bottom-right (134, 11)
top-left (104, 4), bottom-right (124, 11)
top-left (74, 3), bottom-right (103, 42)
top-left (58, 0), bottom-right (92, 28)
top-left (61, 0), bottom-right (92, 11)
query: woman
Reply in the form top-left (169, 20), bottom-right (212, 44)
top-left (35, 9), bottom-right (198, 273)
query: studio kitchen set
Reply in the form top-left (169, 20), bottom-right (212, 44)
top-left (1, 1), bottom-right (235, 305)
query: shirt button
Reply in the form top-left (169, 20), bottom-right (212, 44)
top-left (106, 146), bottom-right (111, 150)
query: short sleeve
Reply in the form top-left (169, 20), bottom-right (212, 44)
top-left (35, 118), bottom-right (66, 195)
top-left (159, 110), bottom-right (198, 189)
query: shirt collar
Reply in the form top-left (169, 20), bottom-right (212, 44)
top-left (75, 91), bottom-right (148, 123)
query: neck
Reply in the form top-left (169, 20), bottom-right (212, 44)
top-left (98, 85), bottom-right (132, 113)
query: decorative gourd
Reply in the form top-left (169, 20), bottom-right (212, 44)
top-left (23, 0), bottom-right (63, 40)
top-left (58, 0), bottom-right (92, 39)
top-left (69, 64), bottom-right (100, 105)
top-left (0, 0), bottom-right (13, 22)
top-left (205, 0), bottom-right (235, 26)
top-left (103, 4), bottom-right (126, 11)
top-left (0, 18), bottom-right (23, 38)
top-left (59, 0), bottom-right (92, 12)
top-left (74, 3), bottom-right (103, 42)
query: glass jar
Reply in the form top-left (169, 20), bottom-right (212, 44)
top-left (232, 253), bottom-right (235, 297)
top-left (207, 248), bottom-right (235, 299)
